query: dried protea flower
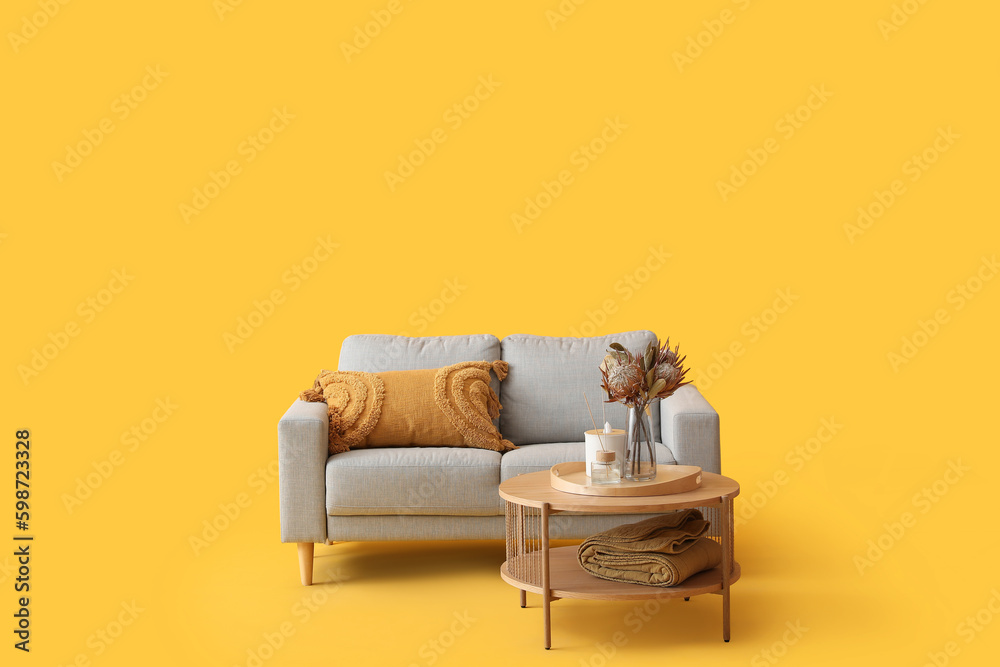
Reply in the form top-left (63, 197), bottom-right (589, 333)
top-left (599, 353), bottom-right (622, 375)
top-left (600, 337), bottom-right (689, 407)
top-left (603, 359), bottom-right (643, 403)
top-left (655, 363), bottom-right (680, 386)
top-left (660, 346), bottom-right (678, 366)
top-left (649, 338), bottom-right (688, 400)
top-left (600, 345), bottom-right (637, 403)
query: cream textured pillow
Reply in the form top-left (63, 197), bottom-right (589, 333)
top-left (300, 361), bottom-right (515, 455)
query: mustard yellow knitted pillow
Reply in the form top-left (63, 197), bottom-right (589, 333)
top-left (299, 361), bottom-right (515, 455)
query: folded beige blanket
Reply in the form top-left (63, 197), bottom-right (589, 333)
top-left (577, 509), bottom-right (722, 587)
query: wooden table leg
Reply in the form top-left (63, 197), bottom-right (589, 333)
top-left (721, 495), bottom-right (733, 642)
top-left (541, 502), bottom-right (551, 649)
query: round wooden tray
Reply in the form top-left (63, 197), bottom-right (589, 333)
top-left (549, 462), bottom-right (703, 496)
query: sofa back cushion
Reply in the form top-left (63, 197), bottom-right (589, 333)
top-left (339, 334), bottom-right (502, 396)
top-left (499, 331), bottom-right (660, 446)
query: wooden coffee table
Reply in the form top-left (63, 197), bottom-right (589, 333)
top-left (499, 470), bottom-right (740, 649)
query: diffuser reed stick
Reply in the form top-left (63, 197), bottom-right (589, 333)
top-left (583, 392), bottom-right (606, 451)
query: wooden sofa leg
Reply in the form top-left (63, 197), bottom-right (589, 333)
top-left (298, 543), bottom-right (314, 586)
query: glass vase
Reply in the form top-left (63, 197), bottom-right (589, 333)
top-left (624, 404), bottom-right (657, 482)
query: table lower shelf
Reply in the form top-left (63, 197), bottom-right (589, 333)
top-left (501, 546), bottom-right (741, 601)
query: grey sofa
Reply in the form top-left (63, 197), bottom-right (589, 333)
top-left (278, 330), bottom-right (721, 585)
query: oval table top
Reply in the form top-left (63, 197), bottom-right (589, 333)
top-left (499, 469), bottom-right (740, 513)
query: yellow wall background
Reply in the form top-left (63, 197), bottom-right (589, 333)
top-left (3, 1), bottom-right (998, 665)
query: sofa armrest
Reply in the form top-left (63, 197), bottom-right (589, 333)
top-left (278, 399), bottom-right (329, 543)
top-left (660, 385), bottom-right (721, 474)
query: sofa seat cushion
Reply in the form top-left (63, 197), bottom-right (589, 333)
top-left (499, 331), bottom-right (661, 445)
top-left (499, 442), bottom-right (677, 483)
top-left (326, 447), bottom-right (503, 516)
